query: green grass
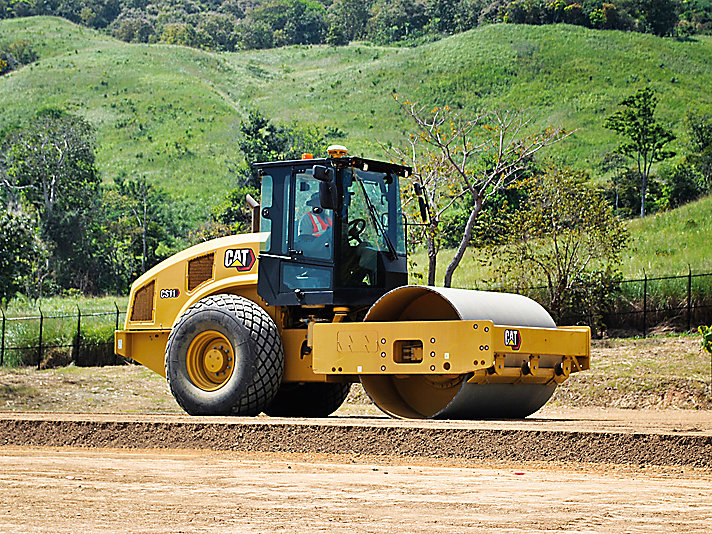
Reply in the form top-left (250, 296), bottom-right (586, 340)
top-left (625, 195), bottom-right (712, 277)
top-left (2, 17), bottom-right (712, 224)
top-left (4, 294), bottom-right (128, 316)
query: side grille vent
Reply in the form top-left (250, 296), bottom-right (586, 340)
top-left (188, 253), bottom-right (214, 291)
top-left (130, 280), bottom-right (155, 322)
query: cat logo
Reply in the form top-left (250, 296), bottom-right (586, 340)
top-left (224, 248), bottom-right (256, 272)
top-left (504, 329), bottom-right (522, 351)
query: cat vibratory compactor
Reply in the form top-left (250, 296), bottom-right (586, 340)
top-left (115, 147), bottom-right (590, 419)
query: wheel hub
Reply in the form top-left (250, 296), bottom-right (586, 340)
top-left (205, 348), bottom-right (227, 373)
top-left (186, 331), bottom-right (236, 391)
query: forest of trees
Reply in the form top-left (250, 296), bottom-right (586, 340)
top-left (0, 108), bottom-right (338, 301)
top-left (0, 0), bottom-right (710, 54)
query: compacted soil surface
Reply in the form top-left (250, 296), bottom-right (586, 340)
top-left (0, 410), bottom-right (711, 533)
top-left (1, 447), bottom-right (711, 533)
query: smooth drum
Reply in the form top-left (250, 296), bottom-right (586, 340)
top-left (360, 286), bottom-right (557, 419)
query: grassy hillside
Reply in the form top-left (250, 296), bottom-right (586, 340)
top-left (0, 17), bottom-right (245, 223)
top-left (2, 17), bottom-right (712, 224)
top-left (237, 24), bottom-right (712, 170)
top-left (625, 194), bottom-right (712, 277)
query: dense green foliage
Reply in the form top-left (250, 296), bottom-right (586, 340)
top-left (489, 166), bottom-right (628, 326)
top-left (685, 111), bottom-right (712, 191)
top-left (0, 209), bottom-right (37, 302)
top-left (1, 109), bottom-right (103, 294)
top-left (0, 0), bottom-right (711, 56)
top-left (0, 109), bottom-right (187, 297)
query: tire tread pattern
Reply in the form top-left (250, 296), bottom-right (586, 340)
top-left (165, 294), bottom-right (284, 416)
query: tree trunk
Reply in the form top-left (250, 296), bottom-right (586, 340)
top-left (427, 226), bottom-right (437, 286)
top-left (443, 201), bottom-right (481, 288)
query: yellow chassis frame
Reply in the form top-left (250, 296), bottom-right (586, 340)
top-left (117, 320), bottom-right (589, 386)
top-left (311, 320), bottom-right (589, 385)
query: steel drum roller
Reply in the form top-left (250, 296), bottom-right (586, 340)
top-left (360, 286), bottom-right (558, 419)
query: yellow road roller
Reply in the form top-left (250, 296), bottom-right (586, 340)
top-left (115, 149), bottom-right (590, 419)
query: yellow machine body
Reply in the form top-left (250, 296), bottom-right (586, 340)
top-left (116, 234), bottom-right (590, 419)
top-left (116, 233), bottom-right (266, 375)
top-left (115, 232), bottom-right (334, 384)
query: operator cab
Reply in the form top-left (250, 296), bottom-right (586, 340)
top-left (255, 153), bottom-right (411, 307)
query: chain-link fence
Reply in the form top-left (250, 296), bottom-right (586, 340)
top-left (0, 305), bottom-right (127, 368)
top-left (490, 270), bottom-right (712, 336)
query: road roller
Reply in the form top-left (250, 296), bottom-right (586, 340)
top-left (115, 147), bottom-right (590, 419)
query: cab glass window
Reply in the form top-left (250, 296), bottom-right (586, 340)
top-left (292, 171), bottom-right (333, 261)
top-left (259, 173), bottom-right (273, 251)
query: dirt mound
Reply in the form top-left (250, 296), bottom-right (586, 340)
top-left (1, 415), bottom-right (711, 468)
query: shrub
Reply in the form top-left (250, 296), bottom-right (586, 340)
top-left (656, 161), bottom-right (702, 210)
top-left (6, 40), bottom-right (37, 65)
top-left (563, 3), bottom-right (587, 25)
top-left (160, 23), bottom-right (200, 48)
top-left (0, 50), bottom-right (17, 75)
top-left (701, 325), bottom-right (712, 355)
top-left (112, 17), bottom-right (155, 43)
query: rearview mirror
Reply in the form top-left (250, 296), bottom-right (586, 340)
top-left (313, 165), bottom-right (334, 182)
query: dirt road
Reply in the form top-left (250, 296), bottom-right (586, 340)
top-left (1, 446), bottom-right (711, 533)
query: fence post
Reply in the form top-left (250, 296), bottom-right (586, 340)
top-left (37, 308), bottom-right (43, 370)
top-left (75, 306), bottom-right (81, 364)
top-left (687, 266), bottom-right (692, 333)
top-left (643, 272), bottom-right (647, 337)
top-left (1, 308), bottom-right (5, 367)
top-left (114, 301), bottom-right (120, 365)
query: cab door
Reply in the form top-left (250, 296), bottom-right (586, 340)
top-left (281, 170), bottom-right (335, 291)
top-left (257, 165), bottom-right (338, 306)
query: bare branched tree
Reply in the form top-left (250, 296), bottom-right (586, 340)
top-left (387, 96), bottom-right (569, 287)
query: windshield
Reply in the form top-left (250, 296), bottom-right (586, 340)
top-left (343, 168), bottom-right (405, 256)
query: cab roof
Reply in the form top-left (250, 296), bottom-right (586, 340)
top-left (252, 156), bottom-right (412, 178)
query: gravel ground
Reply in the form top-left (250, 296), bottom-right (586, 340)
top-left (1, 447), bottom-right (711, 533)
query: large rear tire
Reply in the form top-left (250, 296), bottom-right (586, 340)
top-left (165, 294), bottom-right (284, 415)
top-left (265, 383), bottom-right (351, 417)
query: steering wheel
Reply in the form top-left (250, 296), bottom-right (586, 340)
top-left (347, 218), bottom-right (366, 244)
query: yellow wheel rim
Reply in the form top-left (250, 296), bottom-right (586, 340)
top-left (186, 331), bottom-right (236, 391)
